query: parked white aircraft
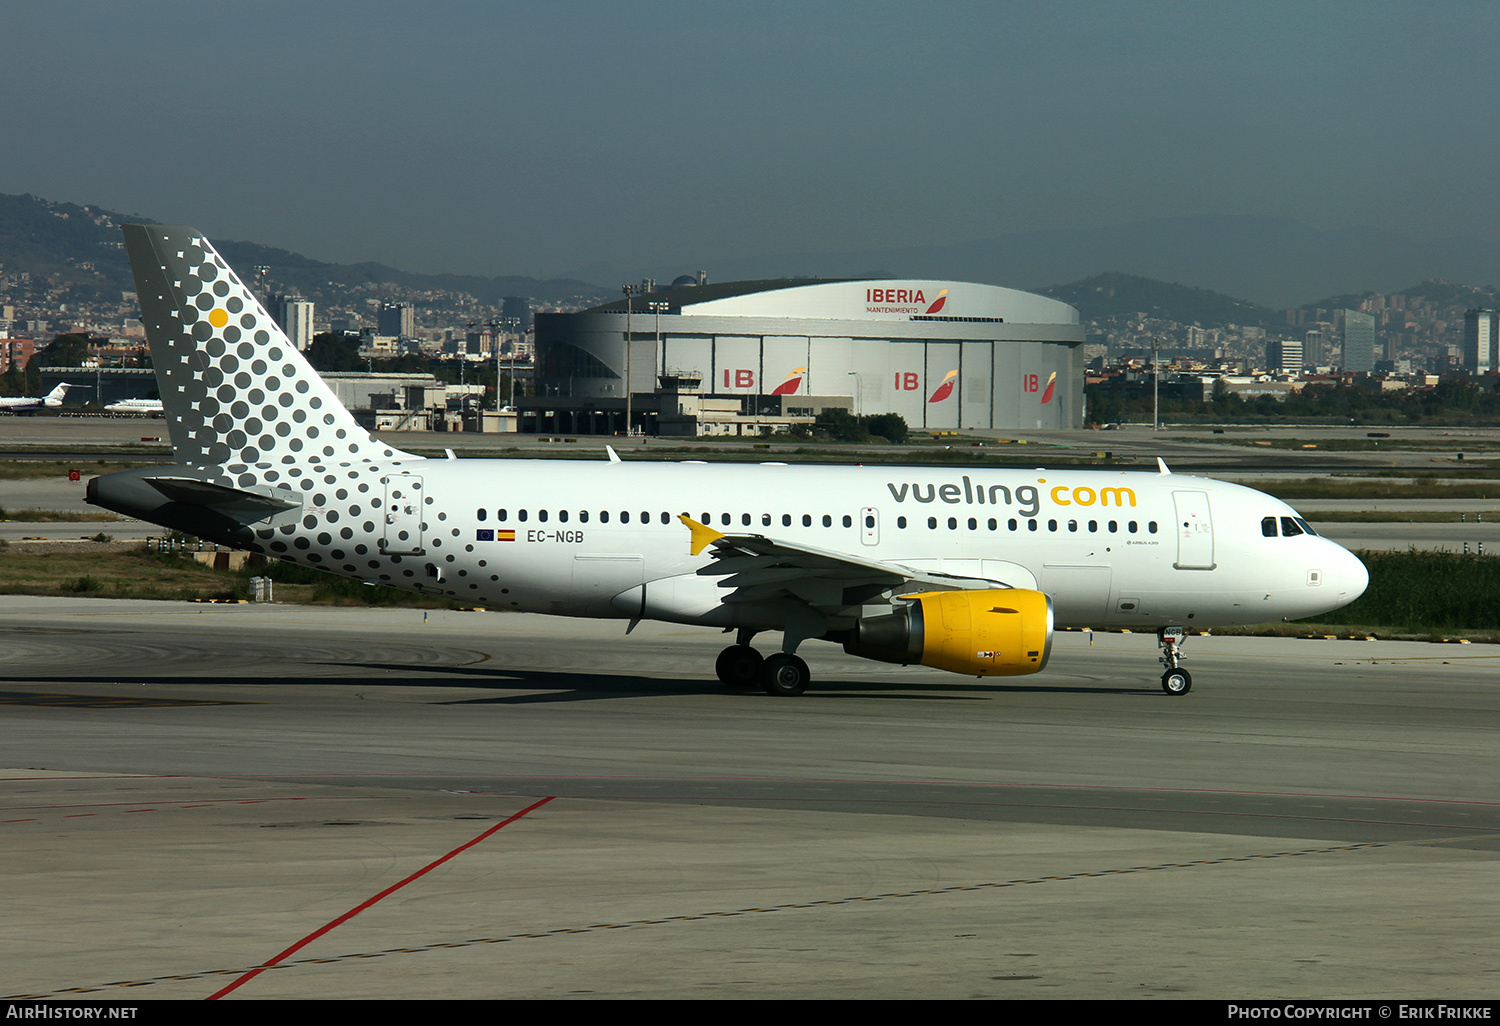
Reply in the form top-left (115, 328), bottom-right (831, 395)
top-left (0, 383), bottom-right (78, 410)
top-left (88, 225), bottom-right (1369, 696)
top-left (104, 397), bottom-right (165, 415)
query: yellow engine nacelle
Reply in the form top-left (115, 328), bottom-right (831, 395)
top-left (843, 589), bottom-right (1054, 677)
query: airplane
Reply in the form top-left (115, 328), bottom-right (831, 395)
top-left (0, 383), bottom-right (79, 410)
top-left (104, 397), bottom-right (165, 415)
top-left (87, 225), bottom-right (1370, 697)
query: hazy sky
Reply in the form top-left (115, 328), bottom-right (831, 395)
top-left (3, 0), bottom-right (1496, 280)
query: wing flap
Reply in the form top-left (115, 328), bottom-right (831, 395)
top-left (677, 515), bottom-right (1011, 619)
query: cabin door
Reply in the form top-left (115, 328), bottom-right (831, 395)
top-left (1172, 490), bottom-right (1215, 570)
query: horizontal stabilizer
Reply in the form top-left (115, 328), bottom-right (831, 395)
top-left (144, 477), bottom-right (302, 514)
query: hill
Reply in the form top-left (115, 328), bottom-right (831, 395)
top-left (0, 192), bottom-right (610, 309)
top-left (1038, 272), bottom-right (1281, 329)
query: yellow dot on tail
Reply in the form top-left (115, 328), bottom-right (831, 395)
top-left (208, 308), bottom-right (228, 328)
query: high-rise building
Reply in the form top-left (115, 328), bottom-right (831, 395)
top-left (501, 296), bottom-right (532, 332)
top-left (1464, 309), bottom-right (1497, 374)
top-left (377, 303), bottom-right (415, 337)
top-left (271, 295), bottom-right (315, 351)
top-left (1342, 310), bottom-right (1375, 373)
top-left (1267, 338), bottom-right (1303, 375)
top-left (1303, 328), bottom-right (1325, 367)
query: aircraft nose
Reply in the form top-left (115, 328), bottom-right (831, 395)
top-left (1329, 544), bottom-right (1369, 602)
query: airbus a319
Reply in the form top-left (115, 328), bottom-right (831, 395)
top-left (87, 225), bottom-right (1369, 696)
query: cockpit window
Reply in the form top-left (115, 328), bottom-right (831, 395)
top-left (1293, 517), bottom-right (1317, 536)
top-left (1261, 516), bottom-right (1277, 537)
top-left (1280, 516), bottom-right (1303, 537)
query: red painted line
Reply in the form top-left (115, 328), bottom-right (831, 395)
top-left (205, 795), bottom-right (554, 1001)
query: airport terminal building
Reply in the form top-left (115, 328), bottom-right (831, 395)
top-left (532, 279), bottom-right (1085, 435)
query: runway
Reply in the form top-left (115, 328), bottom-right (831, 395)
top-left (2, 597), bottom-right (1498, 1000)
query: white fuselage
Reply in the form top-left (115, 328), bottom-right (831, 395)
top-left (314, 459), bottom-right (1364, 632)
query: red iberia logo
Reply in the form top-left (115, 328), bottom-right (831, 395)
top-left (771, 366), bottom-right (806, 396)
top-left (925, 289), bottom-right (949, 314)
top-left (1040, 371), bottom-right (1056, 404)
top-left (928, 369), bottom-right (957, 403)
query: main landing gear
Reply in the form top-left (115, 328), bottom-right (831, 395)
top-left (1158, 626), bottom-right (1191, 695)
top-left (715, 632), bottom-right (810, 696)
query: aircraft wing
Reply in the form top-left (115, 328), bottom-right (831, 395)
top-left (680, 516), bottom-right (1015, 617)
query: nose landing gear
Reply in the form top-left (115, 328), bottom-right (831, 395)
top-left (1158, 627), bottom-right (1192, 695)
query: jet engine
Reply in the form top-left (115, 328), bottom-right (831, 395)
top-left (843, 589), bottom-right (1054, 677)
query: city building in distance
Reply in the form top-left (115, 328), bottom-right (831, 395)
top-left (1464, 308), bottom-right (1497, 374)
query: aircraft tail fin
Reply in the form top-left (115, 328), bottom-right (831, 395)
top-left (120, 224), bottom-right (415, 473)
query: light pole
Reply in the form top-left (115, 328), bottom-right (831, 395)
top-left (846, 370), bottom-right (861, 418)
top-left (621, 284), bottom-right (635, 436)
top-left (648, 301), bottom-right (668, 387)
top-left (1152, 343), bottom-right (1160, 432)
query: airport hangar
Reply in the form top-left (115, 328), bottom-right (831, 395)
top-left (530, 278), bottom-right (1086, 435)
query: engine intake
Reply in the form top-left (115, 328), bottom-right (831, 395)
top-left (844, 589), bottom-right (1054, 677)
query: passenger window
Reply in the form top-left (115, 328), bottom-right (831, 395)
top-left (1281, 516), bottom-right (1304, 537)
top-left (620, 511), bottom-right (630, 524)
top-left (477, 508), bottom-right (487, 522)
top-left (1048, 519), bottom-right (1057, 531)
top-left (1262, 516), bottom-right (1277, 537)
top-left (1068, 520), bottom-right (1077, 532)
top-left (1008, 518), bottom-right (1017, 531)
top-left (897, 516), bottom-right (907, 528)
top-left (763, 514), bottom-right (772, 526)
top-left (1148, 521), bottom-right (1157, 534)
top-left (1128, 521), bottom-right (1138, 533)
top-left (1088, 520), bottom-right (1098, 532)
top-left (782, 514), bottom-right (792, 527)
top-left (661, 512), bottom-right (671, 525)
top-left (580, 511), bottom-right (589, 523)
top-left (927, 517), bottom-right (937, 529)
top-left (1108, 521), bottom-right (1118, 532)
top-left (822, 515), bottom-right (832, 527)
top-left (967, 517), bottom-right (977, 530)
top-left (519, 509), bottom-right (529, 522)
top-left (947, 517), bottom-right (958, 530)
top-left (1027, 519), bottom-right (1037, 532)
top-left (720, 513), bottom-right (730, 526)
top-left (561, 510), bottom-right (571, 523)
top-left (987, 518), bottom-right (997, 531)
top-left (843, 515), bottom-right (853, 528)
top-left (742, 513), bottom-right (752, 526)
top-left (802, 514), bottom-right (812, 527)
top-left (539, 509), bottom-right (549, 523)
top-left (600, 511), bottom-right (610, 523)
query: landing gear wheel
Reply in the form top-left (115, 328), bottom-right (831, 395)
top-left (1161, 668), bottom-right (1192, 695)
top-left (761, 653), bottom-right (810, 697)
top-left (715, 645), bottom-right (763, 688)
